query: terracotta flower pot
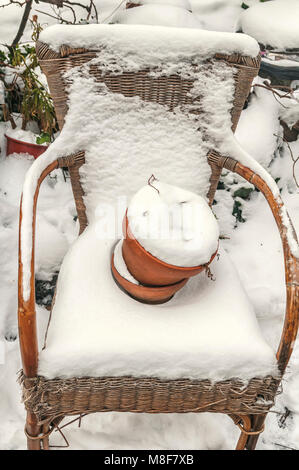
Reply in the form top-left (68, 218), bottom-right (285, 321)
top-left (111, 254), bottom-right (188, 304)
top-left (5, 134), bottom-right (47, 160)
top-left (122, 213), bottom-right (218, 286)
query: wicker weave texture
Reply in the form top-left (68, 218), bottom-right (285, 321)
top-left (37, 44), bottom-right (259, 133)
top-left (21, 373), bottom-right (279, 424)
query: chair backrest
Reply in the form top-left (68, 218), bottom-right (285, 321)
top-left (36, 25), bottom-right (260, 233)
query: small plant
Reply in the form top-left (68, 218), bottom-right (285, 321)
top-left (232, 199), bottom-right (246, 223)
top-left (0, 18), bottom-right (58, 143)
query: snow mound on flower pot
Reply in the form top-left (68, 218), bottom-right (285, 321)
top-left (113, 5), bottom-right (202, 29)
top-left (127, 181), bottom-right (219, 267)
top-left (5, 128), bottom-right (42, 146)
top-left (238, 0), bottom-right (299, 50)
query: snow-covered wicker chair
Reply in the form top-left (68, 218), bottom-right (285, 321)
top-left (18, 25), bottom-right (298, 450)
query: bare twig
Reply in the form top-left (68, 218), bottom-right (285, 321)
top-left (63, 3), bottom-right (76, 23)
top-left (36, 0), bottom-right (63, 6)
top-left (87, 0), bottom-right (98, 21)
top-left (63, 0), bottom-right (92, 10)
top-left (90, 0), bottom-right (98, 22)
top-left (56, 413), bottom-right (88, 430)
top-left (273, 443), bottom-right (297, 450)
top-left (274, 133), bottom-right (299, 188)
top-left (11, 0), bottom-right (33, 47)
top-left (0, 0), bottom-right (26, 8)
top-left (36, 0), bottom-right (99, 24)
top-left (2, 0), bottom-right (100, 35)
top-left (1, 104), bottom-right (17, 129)
top-left (148, 174), bottom-right (160, 194)
top-left (34, 8), bottom-right (72, 23)
top-left (253, 83), bottom-right (298, 109)
top-left (101, 0), bottom-right (127, 23)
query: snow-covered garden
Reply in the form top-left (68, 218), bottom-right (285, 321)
top-left (0, 0), bottom-right (298, 450)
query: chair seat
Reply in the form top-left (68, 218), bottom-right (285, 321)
top-left (38, 224), bottom-right (278, 382)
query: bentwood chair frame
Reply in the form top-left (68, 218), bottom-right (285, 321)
top-left (17, 39), bottom-right (299, 450)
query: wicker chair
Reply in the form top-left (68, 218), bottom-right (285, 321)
top-left (17, 28), bottom-right (298, 450)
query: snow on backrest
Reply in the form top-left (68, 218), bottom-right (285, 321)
top-left (39, 25), bottom-right (259, 222)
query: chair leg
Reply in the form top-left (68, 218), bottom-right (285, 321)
top-left (245, 414), bottom-right (267, 450)
top-left (25, 411), bottom-right (48, 450)
top-left (235, 415), bottom-right (252, 450)
top-left (42, 423), bottom-right (50, 450)
top-left (230, 413), bottom-right (267, 450)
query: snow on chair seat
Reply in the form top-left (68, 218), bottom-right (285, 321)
top-left (38, 231), bottom-right (277, 381)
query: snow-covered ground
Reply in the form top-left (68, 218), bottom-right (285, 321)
top-left (238, 0), bottom-right (299, 49)
top-left (0, 0), bottom-right (298, 451)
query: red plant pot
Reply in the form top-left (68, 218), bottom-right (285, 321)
top-left (5, 134), bottom-right (47, 159)
top-left (122, 213), bottom-right (218, 286)
top-left (111, 254), bottom-right (188, 304)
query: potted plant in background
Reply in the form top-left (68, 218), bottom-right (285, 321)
top-left (0, 17), bottom-right (58, 159)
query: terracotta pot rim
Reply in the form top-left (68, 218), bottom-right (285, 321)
top-left (111, 254), bottom-right (188, 304)
top-left (5, 133), bottom-right (48, 150)
top-left (112, 253), bottom-right (187, 291)
top-left (124, 213), bottom-right (218, 272)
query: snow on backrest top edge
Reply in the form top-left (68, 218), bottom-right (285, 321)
top-left (39, 24), bottom-right (259, 60)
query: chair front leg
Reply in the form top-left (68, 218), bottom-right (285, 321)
top-left (25, 411), bottom-right (44, 450)
top-left (245, 414), bottom-right (267, 450)
top-left (229, 414), bottom-right (266, 450)
top-left (235, 415), bottom-right (252, 450)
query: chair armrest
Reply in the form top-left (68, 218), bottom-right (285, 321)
top-left (219, 155), bottom-right (299, 375)
top-left (18, 154), bottom-right (60, 378)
